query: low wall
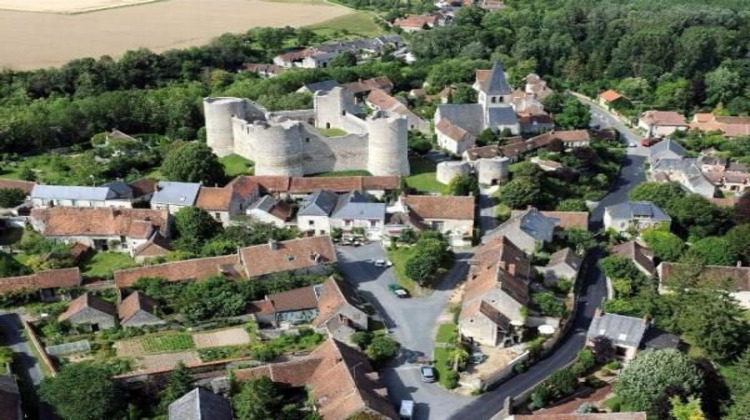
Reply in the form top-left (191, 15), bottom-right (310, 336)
top-left (23, 320), bottom-right (57, 377)
top-left (479, 351), bottom-right (530, 391)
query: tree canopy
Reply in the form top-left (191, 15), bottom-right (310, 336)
top-left (40, 362), bottom-right (122, 420)
top-left (161, 141), bottom-right (225, 185)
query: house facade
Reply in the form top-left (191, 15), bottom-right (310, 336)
top-left (586, 309), bottom-right (648, 361)
top-left (638, 111), bottom-right (688, 137)
top-left (0, 268), bottom-right (81, 302)
top-left (246, 195), bottom-right (292, 227)
top-left (58, 293), bottom-right (117, 331)
top-left (150, 181), bottom-right (201, 214)
top-left (398, 195), bottom-right (475, 246)
top-left (195, 186), bottom-right (242, 226)
top-left (603, 201), bottom-right (671, 234)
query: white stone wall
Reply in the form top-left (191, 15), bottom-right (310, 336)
top-left (436, 161), bottom-right (471, 185)
top-left (330, 218), bottom-right (384, 240)
top-left (31, 198), bottom-right (133, 209)
top-left (367, 113), bottom-right (410, 176)
top-left (477, 157), bottom-right (510, 185)
top-left (246, 209), bottom-right (286, 228)
top-left (298, 215), bottom-right (331, 236)
top-left (204, 97), bottom-right (252, 157)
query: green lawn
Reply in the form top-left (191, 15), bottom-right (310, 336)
top-left (141, 333), bottom-right (195, 353)
top-left (313, 170), bottom-right (371, 177)
top-left (317, 127), bottom-right (347, 137)
top-left (435, 323), bottom-right (458, 344)
top-left (306, 12), bottom-right (385, 38)
top-left (220, 154), bottom-right (255, 177)
top-left (0, 153), bottom-right (70, 182)
top-left (387, 246), bottom-right (418, 294)
top-left (81, 252), bottom-right (137, 279)
top-left (405, 158), bottom-right (445, 194)
top-left (433, 346), bottom-right (453, 386)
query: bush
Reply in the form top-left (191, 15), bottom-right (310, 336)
top-left (365, 335), bottom-right (400, 363)
top-left (351, 331), bottom-right (373, 350)
top-left (440, 370), bottom-right (459, 389)
top-left (577, 348), bottom-right (596, 372)
top-left (605, 360), bottom-right (622, 370)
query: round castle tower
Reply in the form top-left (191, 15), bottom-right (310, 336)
top-left (250, 119), bottom-right (305, 176)
top-left (366, 112), bottom-right (410, 176)
top-left (477, 156), bottom-right (510, 185)
top-left (437, 161), bottom-right (471, 185)
top-left (203, 97), bottom-right (251, 157)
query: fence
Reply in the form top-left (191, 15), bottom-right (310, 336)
top-left (22, 320), bottom-right (57, 377)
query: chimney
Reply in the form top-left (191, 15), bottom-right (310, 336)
top-left (268, 239), bottom-right (279, 250)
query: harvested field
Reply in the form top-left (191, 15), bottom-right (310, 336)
top-left (0, 0), bottom-right (158, 14)
top-left (0, 0), bottom-right (352, 70)
top-left (135, 351), bottom-right (201, 372)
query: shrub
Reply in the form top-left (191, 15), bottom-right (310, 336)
top-left (365, 335), bottom-right (400, 363)
top-left (440, 370), bottom-right (459, 389)
top-left (577, 349), bottom-right (596, 372)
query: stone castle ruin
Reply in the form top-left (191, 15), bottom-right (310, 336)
top-left (204, 87), bottom-right (409, 177)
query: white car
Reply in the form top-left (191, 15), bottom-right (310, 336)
top-left (374, 259), bottom-right (393, 267)
top-left (628, 142), bottom-right (638, 148)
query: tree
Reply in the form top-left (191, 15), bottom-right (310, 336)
top-left (556, 97), bottom-right (591, 129)
top-left (670, 396), bottom-right (706, 420)
top-left (40, 362), bottom-right (122, 420)
top-left (641, 229), bottom-right (685, 262)
top-left (329, 51), bottom-right (357, 68)
top-left (365, 335), bottom-right (400, 363)
top-left (704, 67), bottom-right (740, 106)
top-left (158, 362), bottom-right (192, 412)
top-left (0, 188), bottom-right (26, 208)
top-left (448, 174), bottom-right (478, 196)
top-left (654, 78), bottom-right (691, 111)
top-left (724, 224), bottom-right (750, 264)
top-left (476, 128), bottom-right (497, 146)
top-left (532, 292), bottom-right (566, 317)
top-left (628, 182), bottom-right (685, 210)
top-left (18, 167), bottom-right (36, 182)
top-left (556, 198), bottom-right (587, 212)
top-left (668, 194), bottom-right (732, 239)
top-left (684, 236), bottom-right (736, 266)
top-left (546, 367), bottom-right (578, 398)
top-left (351, 331), bottom-right (373, 350)
top-left (408, 131), bottom-right (432, 155)
top-left (615, 349), bottom-right (703, 414)
top-left (174, 206), bottom-right (222, 251)
top-left (161, 141), bottom-right (225, 185)
top-left (405, 253), bottom-right (439, 286)
top-left (232, 377), bottom-right (284, 420)
top-left (591, 336), bottom-right (616, 364)
top-left (496, 177), bottom-right (542, 209)
top-left (600, 256), bottom-right (646, 297)
top-left (563, 228), bottom-right (597, 254)
top-left (541, 92), bottom-right (565, 114)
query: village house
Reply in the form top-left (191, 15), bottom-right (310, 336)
top-left (230, 175), bottom-right (400, 200)
top-left (239, 236), bottom-right (337, 279)
top-left (131, 232), bottom-right (173, 263)
top-left (233, 338), bottom-right (398, 420)
top-left (537, 247), bottom-right (583, 286)
top-left (297, 79), bottom-right (340, 94)
top-left (224, 175), bottom-right (262, 211)
top-left (393, 13), bottom-right (443, 32)
top-left (484, 206), bottom-right (589, 253)
top-left (518, 112), bottom-right (555, 134)
top-left (365, 89), bottom-right (431, 134)
top-left (586, 309), bottom-right (648, 361)
top-left (658, 262), bottom-right (750, 310)
top-left (690, 113), bottom-right (750, 138)
top-left (436, 118), bottom-right (476, 155)
top-left (603, 201), bottom-right (671, 234)
top-left (30, 184), bottom-right (135, 209)
top-left (0, 268), bottom-right (81, 302)
top-left (168, 388), bottom-right (232, 420)
top-left (698, 155), bottom-right (750, 194)
top-left (195, 186), bottom-right (242, 226)
top-left (648, 139), bottom-right (716, 198)
top-left (388, 195), bottom-right (475, 246)
top-left (58, 293), bottom-right (118, 331)
top-left (251, 285), bottom-right (321, 326)
top-left (298, 190), bottom-right (386, 239)
top-left (245, 195), bottom-right (293, 227)
top-left (459, 237), bottom-right (532, 347)
top-left (114, 254), bottom-right (242, 289)
top-left (272, 37), bottom-right (402, 69)
top-left (611, 241), bottom-right (655, 277)
top-left (343, 76), bottom-right (394, 100)
top-left (30, 207), bottom-right (171, 256)
top-left (118, 291), bottom-right (164, 328)
top-left (312, 277), bottom-right (369, 342)
top-left (462, 130), bottom-right (590, 164)
top-left (150, 181), bottom-right (202, 214)
top-left (241, 63), bottom-right (286, 78)
top-left (637, 110), bottom-right (688, 137)
top-left (597, 89), bottom-right (626, 110)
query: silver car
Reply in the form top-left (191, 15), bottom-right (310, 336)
top-left (420, 365), bottom-right (436, 383)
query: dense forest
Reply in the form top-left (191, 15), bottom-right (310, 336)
top-left (0, 0), bottom-right (749, 153)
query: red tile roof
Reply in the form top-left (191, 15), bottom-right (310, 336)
top-left (114, 254), bottom-right (241, 288)
top-left (612, 241), bottom-right (655, 276)
top-left (235, 176), bottom-right (400, 194)
top-left (240, 237), bottom-right (337, 278)
top-left (313, 277), bottom-right (363, 327)
top-left (403, 195), bottom-right (475, 221)
top-left (118, 291), bottom-right (159, 323)
top-left (31, 207), bottom-right (168, 239)
top-left (0, 268), bottom-right (81, 294)
top-left (58, 293), bottom-right (117, 322)
top-left (0, 179), bottom-right (35, 195)
top-left (436, 119), bottom-right (472, 143)
top-left (343, 77), bottom-right (394, 95)
top-left (659, 262), bottom-right (750, 292)
top-left (510, 210), bottom-right (589, 230)
top-left (128, 178), bottom-right (156, 198)
top-left (640, 110), bottom-right (687, 127)
top-left (599, 90), bottom-right (623, 103)
top-left (394, 14), bottom-right (438, 29)
top-left (195, 187), bottom-right (235, 211)
top-left (464, 236), bottom-right (531, 305)
top-left (226, 176), bottom-right (262, 198)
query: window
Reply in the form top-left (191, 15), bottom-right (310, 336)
top-left (341, 110), bottom-right (346, 116)
top-left (370, 220), bottom-right (378, 227)
top-left (491, 97), bottom-right (496, 103)
top-left (308, 220), bottom-right (315, 226)
top-left (345, 220), bottom-right (353, 227)
top-left (215, 212), bottom-right (221, 219)
top-left (305, 137), bottom-right (310, 143)
top-left (326, 123), bottom-right (331, 129)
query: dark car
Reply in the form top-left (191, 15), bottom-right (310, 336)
top-left (388, 283), bottom-right (409, 298)
top-left (420, 365), bottom-right (436, 383)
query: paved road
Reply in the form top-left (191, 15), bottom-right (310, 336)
top-left (0, 312), bottom-right (57, 420)
top-left (478, 186), bottom-right (499, 235)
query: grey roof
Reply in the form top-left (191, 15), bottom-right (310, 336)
top-left (605, 201), bottom-right (671, 222)
top-left (483, 207), bottom-right (557, 244)
top-left (436, 104), bottom-right (485, 136)
top-left (168, 388), bottom-right (232, 420)
top-left (151, 181), bottom-right (201, 206)
top-left (31, 185), bottom-right (116, 201)
top-left (298, 189), bottom-right (339, 216)
top-left (301, 79), bottom-right (340, 93)
top-left (547, 247), bottom-right (582, 270)
top-left (487, 106), bottom-right (519, 127)
top-left (587, 312), bottom-right (648, 348)
top-left (649, 139), bottom-right (686, 163)
top-left (248, 195), bottom-right (277, 213)
top-left (481, 62), bottom-right (512, 95)
top-left (641, 327), bottom-right (681, 350)
top-left (332, 193), bottom-right (386, 220)
top-left (101, 180), bottom-right (133, 199)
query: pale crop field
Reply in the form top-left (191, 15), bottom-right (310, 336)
top-left (0, 0), bottom-right (352, 70)
top-left (0, 0), bottom-right (160, 14)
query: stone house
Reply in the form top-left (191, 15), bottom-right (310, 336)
top-left (459, 237), bottom-right (532, 347)
top-left (251, 285), bottom-right (321, 326)
top-left (150, 181), bottom-right (201, 214)
top-left (195, 186), bottom-right (243, 226)
top-left (537, 247), bottom-right (582, 286)
top-left (0, 268), bottom-right (81, 302)
top-left (658, 262), bottom-right (750, 310)
top-left (114, 254), bottom-right (243, 289)
top-left (603, 201), bottom-right (671, 234)
top-left (365, 89), bottom-right (431, 134)
top-left (436, 118), bottom-right (476, 155)
top-left (298, 190), bottom-right (386, 239)
top-left (245, 195), bottom-right (293, 228)
top-left (586, 309), bottom-right (648, 361)
top-left (131, 232), bottom-right (173, 263)
top-left (611, 241), bottom-right (655, 277)
top-left (30, 207), bottom-right (171, 256)
top-left (690, 113), bottom-right (750, 138)
top-left (648, 139), bottom-right (687, 165)
top-left (313, 277), bottom-right (369, 342)
top-left (30, 185), bottom-right (134, 209)
top-left (239, 237), bottom-right (337, 279)
top-left (168, 388), bottom-right (232, 420)
top-left (118, 291), bottom-right (164, 328)
top-left (297, 190), bottom-right (339, 236)
top-left (224, 176), bottom-right (261, 211)
top-left (393, 13), bottom-right (443, 32)
top-left (58, 293), bottom-right (118, 331)
top-left (597, 90), bottom-right (626, 110)
top-left (397, 195), bottom-right (475, 246)
top-left (638, 111), bottom-right (688, 137)
top-left (483, 207), bottom-right (558, 253)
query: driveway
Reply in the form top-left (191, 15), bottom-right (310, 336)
top-left (0, 312), bottom-right (57, 420)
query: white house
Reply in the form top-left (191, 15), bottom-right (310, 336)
top-left (195, 186), bottom-right (243, 226)
top-left (603, 201), bottom-right (671, 234)
top-left (30, 185), bottom-right (134, 209)
top-left (638, 111), bottom-right (688, 138)
top-left (246, 195), bottom-right (293, 228)
top-left (394, 195), bottom-right (475, 246)
top-left (150, 181), bottom-right (202, 215)
top-left (297, 190), bottom-right (385, 240)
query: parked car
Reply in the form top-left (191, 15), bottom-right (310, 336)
top-left (420, 365), bottom-right (436, 383)
top-left (374, 259), bottom-right (393, 267)
top-left (470, 352), bottom-right (487, 365)
top-left (641, 138), bottom-right (662, 147)
top-left (628, 142), bottom-right (638, 148)
top-left (399, 400), bottom-right (414, 419)
top-left (388, 283), bottom-right (409, 298)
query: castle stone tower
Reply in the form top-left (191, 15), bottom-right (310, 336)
top-left (477, 156), bottom-right (510, 185)
top-left (251, 120), bottom-right (305, 176)
top-left (367, 112), bottom-right (409, 176)
top-left (203, 97), bottom-right (251, 157)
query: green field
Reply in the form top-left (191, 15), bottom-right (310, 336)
top-left (306, 12), bottom-right (385, 38)
top-left (81, 252), bottom-right (137, 279)
top-left (141, 333), bottom-right (195, 353)
top-left (317, 127), bottom-right (347, 137)
top-left (220, 154), bottom-right (255, 177)
top-left (435, 323), bottom-right (458, 344)
top-left (387, 246), bottom-right (418, 294)
top-left (405, 158), bottom-right (445, 194)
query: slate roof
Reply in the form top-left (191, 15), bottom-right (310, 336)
top-left (477, 62), bottom-right (512, 95)
top-left (332, 191), bottom-right (385, 221)
top-left (58, 293), bottom-right (117, 323)
top-left (640, 327), bottom-right (680, 351)
top-left (403, 195), bottom-right (475, 221)
top-left (586, 311), bottom-right (647, 348)
top-left (302, 79), bottom-right (340, 93)
top-left (0, 268), bottom-right (81, 294)
top-left (487, 207), bottom-right (558, 244)
top-left (436, 104), bottom-right (485, 136)
top-left (151, 181), bottom-right (201, 206)
top-left (101, 180), bottom-right (133, 199)
top-left (167, 388), bottom-right (232, 420)
top-left (649, 139), bottom-right (687, 162)
top-left (487, 106), bottom-right (519, 127)
top-left (248, 195), bottom-right (292, 221)
top-left (605, 201), bottom-right (671, 222)
top-left (298, 190), bottom-right (339, 217)
top-left (31, 207), bottom-right (169, 239)
top-left (239, 236), bottom-right (337, 278)
top-left (31, 185), bottom-right (115, 201)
